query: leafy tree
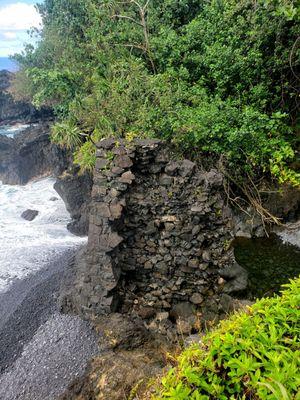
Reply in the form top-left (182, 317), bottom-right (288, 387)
top-left (12, 0), bottom-right (300, 186)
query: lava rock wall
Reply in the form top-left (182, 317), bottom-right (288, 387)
top-left (70, 139), bottom-right (248, 333)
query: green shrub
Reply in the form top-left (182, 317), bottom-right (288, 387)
top-left (13, 0), bottom-right (300, 185)
top-left (51, 120), bottom-right (83, 149)
top-left (153, 278), bottom-right (300, 400)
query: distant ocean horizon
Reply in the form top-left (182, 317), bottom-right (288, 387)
top-left (0, 57), bottom-right (19, 72)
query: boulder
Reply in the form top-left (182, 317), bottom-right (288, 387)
top-left (21, 209), bottom-right (39, 221)
top-left (165, 159), bottom-right (196, 177)
top-left (190, 293), bottom-right (204, 305)
top-left (219, 262), bottom-right (248, 294)
top-left (204, 169), bottom-right (223, 188)
top-left (170, 302), bottom-right (194, 322)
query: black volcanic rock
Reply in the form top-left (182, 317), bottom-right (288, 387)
top-left (0, 70), bottom-right (53, 124)
top-left (0, 81), bottom-right (92, 238)
top-left (0, 122), bottom-right (91, 237)
top-left (21, 209), bottom-right (39, 221)
top-left (0, 123), bottom-right (69, 185)
top-left (54, 169), bottom-right (92, 236)
top-left (0, 134), bottom-right (12, 151)
top-left (0, 70), bottom-right (31, 123)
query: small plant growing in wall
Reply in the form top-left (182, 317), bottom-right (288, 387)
top-left (215, 208), bottom-right (222, 217)
top-left (105, 150), bottom-right (115, 162)
top-left (125, 131), bottom-right (139, 143)
top-left (73, 141), bottom-right (96, 172)
top-left (223, 239), bottom-right (232, 251)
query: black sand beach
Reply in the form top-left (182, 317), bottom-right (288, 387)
top-left (0, 249), bottom-right (99, 400)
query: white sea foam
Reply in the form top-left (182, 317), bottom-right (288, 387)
top-left (0, 124), bottom-right (32, 138)
top-left (0, 177), bottom-right (86, 293)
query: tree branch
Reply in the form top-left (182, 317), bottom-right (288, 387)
top-left (111, 14), bottom-right (143, 26)
top-left (121, 43), bottom-right (147, 51)
top-left (143, 0), bottom-right (150, 11)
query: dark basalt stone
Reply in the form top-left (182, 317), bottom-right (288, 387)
top-left (0, 123), bottom-right (68, 185)
top-left (0, 79), bottom-right (92, 238)
top-left (21, 209), bottom-right (39, 221)
top-left (54, 169), bottom-right (92, 236)
top-left (0, 70), bottom-right (52, 124)
top-left (219, 262), bottom-right (248, 294)
top-left (65, 138), bottom-right (244, 331)
top-left (0, 71), bottom-right (31, 122)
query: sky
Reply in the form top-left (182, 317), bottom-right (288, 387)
top-left (0, 0), bottom-right (43, 57)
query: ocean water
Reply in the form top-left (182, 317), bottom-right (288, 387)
top-left (0, 126), bottom-right (86, 293)
top-left (0, 124), bottom-right (31, 138)
top-left (0, 57), bottom-right (18, 72)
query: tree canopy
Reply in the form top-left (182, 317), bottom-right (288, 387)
top-left (13, 0), bottom-right (300, 185)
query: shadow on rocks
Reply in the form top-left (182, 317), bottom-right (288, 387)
top-left (59, 313), bottom-right (172, 400)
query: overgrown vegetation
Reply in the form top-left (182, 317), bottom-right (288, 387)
top-left (147, 278), bottom-right (300, 400)
top-left (12, 0), bottom-right (300, 184)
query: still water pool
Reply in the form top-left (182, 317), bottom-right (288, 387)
top-left (234, 234), bottom-right (300, 299)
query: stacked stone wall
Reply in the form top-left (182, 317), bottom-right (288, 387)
top-left (70, 139), bottom-right (248, 334)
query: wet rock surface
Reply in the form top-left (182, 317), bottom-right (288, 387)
top-left (21, 209), bottom-right (39, 221)
top-left (54, 169), bottom-right (92, 236)
top-left (219, 262), bottom-right (248, 294)
top-left (0, 123), bottom-right (68, 185)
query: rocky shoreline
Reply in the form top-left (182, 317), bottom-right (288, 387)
top-left (0, 249), bottom-right (99, 400)
top-left (0, 70), bottom-right (52, 125)
top-left (0, 122), bottom-right (68, 185)
top-left (0, 82), bottom-right (299, 399)
top-left (0, 83), bottom-right (99, 399)
top-left (0, 250), bottom-right (76, 370)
